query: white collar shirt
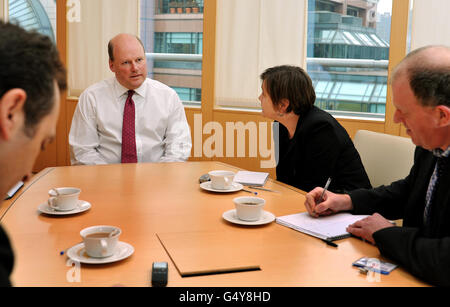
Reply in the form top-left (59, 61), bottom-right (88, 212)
top-left (69, 77), bottom-right (192, 165)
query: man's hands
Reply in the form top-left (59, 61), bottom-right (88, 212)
top-left (304, 187), bottom-right (353, 218)
top-left (304, 188), bottom-right (395, 244)
top-left (346, 213), bottom-right (395, 244)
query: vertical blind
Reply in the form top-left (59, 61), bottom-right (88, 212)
top-left (68, 0), bottom-right (139, 97)
top-left (215, 0), bottom-right (307, 109)
top-left (411, 0), bottom-right (450, 49)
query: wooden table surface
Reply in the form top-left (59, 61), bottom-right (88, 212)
top-left (0, 162), bottom-right (428, 286)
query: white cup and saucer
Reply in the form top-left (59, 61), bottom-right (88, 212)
top-left (200, 170), bottom-right (243, 193)
top-left (38, 187), bottom-right (91, 216)
top-left (66, 225), bottom-right (134, 264)
top-left (222, 196), bottom-right (275, 226)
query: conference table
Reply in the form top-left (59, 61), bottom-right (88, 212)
top-left (0, 162), bottom-right (427, 287)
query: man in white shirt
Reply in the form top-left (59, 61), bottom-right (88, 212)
top-left (69, 33), bottom-right (192, 165)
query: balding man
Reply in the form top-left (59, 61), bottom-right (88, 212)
top-left (69, 34), bottom-right (192, 165)
top-left (304, 45), bottom-right (450, 286)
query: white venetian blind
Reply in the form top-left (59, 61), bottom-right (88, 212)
top-left (411, 0), bottom-right (450, 50)
top-left (68, 0), bottom-right (139, 97)
top-left (215, 0), bottom-right (307, 109)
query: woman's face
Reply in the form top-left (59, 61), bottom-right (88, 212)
top-left (259, 80), bottom-right (281, 120)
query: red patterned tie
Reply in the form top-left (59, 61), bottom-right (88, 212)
top-left (121, 90), bottom-right (137, 163)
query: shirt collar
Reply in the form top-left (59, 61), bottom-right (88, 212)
top-left (113, 77), bottom-right (147, 99)
top-left (432, 146), bottom-right (450, 158)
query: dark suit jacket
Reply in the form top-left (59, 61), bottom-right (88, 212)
top-left (0, 225), bottom-right (13, 287)
top-left (350, 147), bottom-right (450, 286)
top-left (276, 106), bottom-right (371, 193)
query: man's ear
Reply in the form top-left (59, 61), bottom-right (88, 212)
top-left (109, 59), bottom-right (115, 73)
top-left (0, 89), bottom-right (27, 141)
top-left (436, 105), bottom-right (450, 127)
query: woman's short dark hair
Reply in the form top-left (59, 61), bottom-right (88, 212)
top-left (260, 65), bottom-right (316, 115)
top-left (0, 21), bottom-right (67, 136)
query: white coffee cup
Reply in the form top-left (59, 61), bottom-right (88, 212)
top-left (208, 170), bottom-right (235, 190)
top-left (233, 196), bottom-right (266, 221)
top-left (47, 187), bottom-right (81, 211)
top-left (80, 225), bottom-right (121, 258)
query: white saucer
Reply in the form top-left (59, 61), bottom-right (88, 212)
top-left (66, 241), bottom-right (134, 264)
top-left (200, 181), bottom-right (243, 193)
top-left (222, 209), bottom-right (276, 226)
top-left (38, 200), bottom-right (91, 216)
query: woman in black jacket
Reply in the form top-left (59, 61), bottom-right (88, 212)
top-left (259, 65), bottom-right (371, 193)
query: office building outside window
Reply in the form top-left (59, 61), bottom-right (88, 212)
top-left (141, 0), bottom-right (204, 106)
top-left (307, 0), bottom-right (392, 119)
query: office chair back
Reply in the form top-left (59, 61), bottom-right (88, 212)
top-left (353, 130), bottom-right (416, 188)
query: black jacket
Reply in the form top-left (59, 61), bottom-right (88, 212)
top-left (0, 225), bottom-right (13, 287)
top-left (275, 106), bottom-right (371, 193)
top-left (350, 147), bottom-right (450, 286)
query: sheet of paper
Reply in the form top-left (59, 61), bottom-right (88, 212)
top-left (276, 212), bottom-right (369, 241)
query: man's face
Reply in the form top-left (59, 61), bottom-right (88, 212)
top-left (109, 36), bottom-right (147, 90)
top-left (392, 73), bottom-right (440, 150)
top-left (2, 83), bottom-right (60, 194)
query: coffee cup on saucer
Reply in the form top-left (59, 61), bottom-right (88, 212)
top-left (233, 196), bottom-right (266, 221)
top-left (80, 226), bottom-right (121, 258)
top-left (208, 170), bottom-right (235, 190)
top-left (48, 187), bottom-right (81, 211)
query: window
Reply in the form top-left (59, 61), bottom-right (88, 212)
top-left (307, 0), bottom-right (392, 119)
top-left (7, 0), bottom-right (56, 42)
top-left (141, 0), bottom-right (204, 106)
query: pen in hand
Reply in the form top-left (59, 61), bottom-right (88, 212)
top-left (318, 177), bottom-right (332, 204)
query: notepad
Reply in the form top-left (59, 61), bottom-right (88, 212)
top-left (276, 212), bottom-right (369, 241)
top-left (157, 232), bottom-right (261, 277)
top-left (233, 171), bottom-right (269, 186)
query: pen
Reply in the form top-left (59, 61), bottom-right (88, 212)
top-left (242, 189), bottom-right (258, 195)
top-left (318, 177), bottom-right (332, 203)
top-left (248, 186), bottom-right (280, 193)
top-left (321, 239), bottom-right (338, 248)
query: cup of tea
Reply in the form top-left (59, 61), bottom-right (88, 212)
top-left (48, 187), bottom-right (81, 211)
top-left (233, 196), bottom-right (265, 221)
top-left (208, 170), bottom-right (235, 190)
top-left (80, 226), bottom-right (121, 258)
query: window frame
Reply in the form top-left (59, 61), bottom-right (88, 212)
top-left (202, 0), bottom-right (411, 137)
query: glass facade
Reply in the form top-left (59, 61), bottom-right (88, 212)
top-left (156, 0), bottom-right (204, 14)
top-left (8, 0), bottom-right (56, 42)
top-left (141, 0), bottom-right (203, 105)
top-left (154, 32), bottom-right (203, 70)
top-left (173, 87), bottom-right (202, 102)
top-left (307, 0), bottom-right (392, 118)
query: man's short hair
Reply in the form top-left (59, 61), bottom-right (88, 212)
top-left (260, 65), bottom-right (316, 116)
top-left (393, 45), bottom-right (450, 108)
top-left (0, 21), bottom-right (67, 136)
top-left (108, 35), bottom-right (145, 62)
top-left (409, 68), bottom-right (450, 108)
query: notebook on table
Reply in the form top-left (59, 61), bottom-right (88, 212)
top-left (156, 232), bottom-right (261, 277)
top-left (276, 212), bottom-right (369, 241)
top-left (233, 171), bottom-right (269, 186)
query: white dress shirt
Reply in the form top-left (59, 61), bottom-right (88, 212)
top-left (69, 77), bottom-right (192, 165)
